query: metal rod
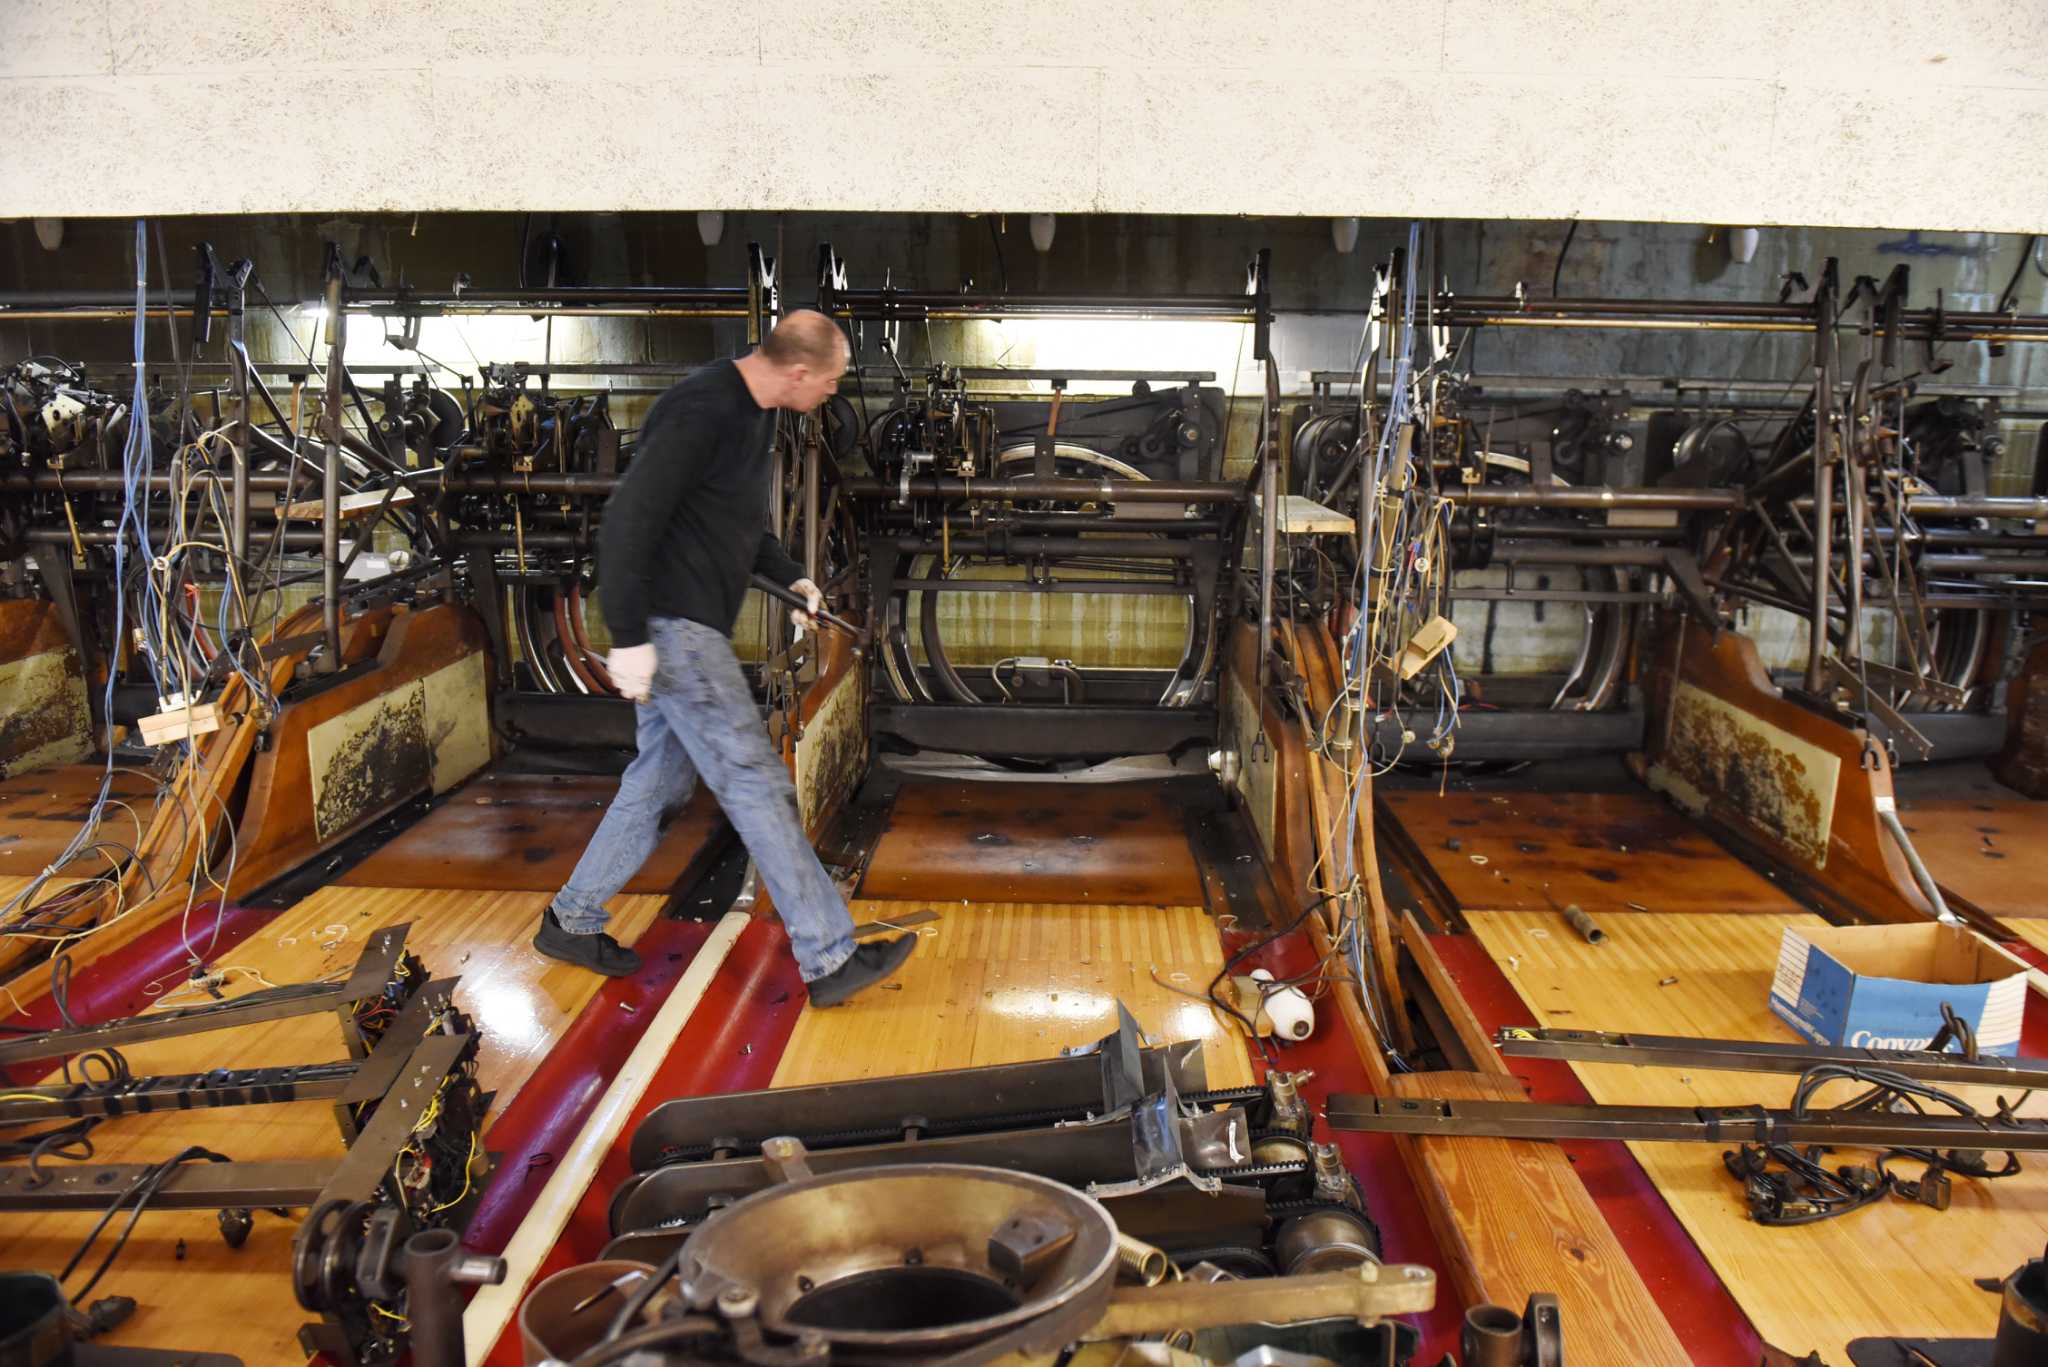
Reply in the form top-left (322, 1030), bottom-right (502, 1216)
top-left (228, 296), bottom-right (250, 563)
top-left (1326, 1094), bottom-right (2048, 1148)
top-left (1445, 486), bottom-right (1742, 510)
top-left (1877, 802), bottom-right (1960, 924)
top-left (845, 476), bottom-right (1244, 504)
top-left (319, 269), bottom-right (345, 673)
top-left (1, 472), bottom-right (306, 492)
top-left (890, 535), bottom-right (1205, 559)
top-left (0, 927), bottom-right (408, 1066)
top-left (801, 418), bottom-right (820, 583)
top-left (1257, 420), bottom-right (1279, 697)
top-left (1494, 1027), bottom-right (2048, 1086)
top-left (890, 578), bottom-right (1184, 596)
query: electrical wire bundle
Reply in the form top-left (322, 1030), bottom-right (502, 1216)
top-left (383, 1032), bottom-right (486, 1226)
top-left (1723, 1043), bottom-right (2029, 1226)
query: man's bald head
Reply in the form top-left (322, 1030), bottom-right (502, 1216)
top-left (759, 310), bottom-right (849, 370)
top-left (737, 309), bottom-right (849, 413)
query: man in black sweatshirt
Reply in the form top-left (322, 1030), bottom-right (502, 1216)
top-left (535, 311), bottom-right (914, 1007)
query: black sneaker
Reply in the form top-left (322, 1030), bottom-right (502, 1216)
top-left (533, 908), bottom-right (643, 977)
top-left (807, 935), bottom-right (917, 1008)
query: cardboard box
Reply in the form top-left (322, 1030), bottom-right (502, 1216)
top-left (1768, 922), bottom-right (2027, 1056)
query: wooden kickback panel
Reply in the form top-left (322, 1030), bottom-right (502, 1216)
top-left (1468, 908), bottom-right (2048, 1363)
top-left (772, 900), bottom-right (1254, 1090)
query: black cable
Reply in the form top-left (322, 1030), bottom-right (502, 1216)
top-left (59, 1145), bottom-right (230, 1303)
top-left (1204, 890), bottom-right (1343, 1062)
top-left (1997, 234), bottom-right (2041, 314)
top-left (988, 217), bottom-right (1010, 294)
top-left (1551, 221), bottom-right (1580, 299)
top-left (1725, 1057), bottom-right (2026, 1226)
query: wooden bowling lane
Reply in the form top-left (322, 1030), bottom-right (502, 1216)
top-left (855, 779), bottom-right (1208, 906)
top-left (771, 899), bottom-right (1255, 1089)
top-left (1380, 788), bottom-right (1802, 919)
top-left (336, 767), bottom-right (726, 895)
top-left (1467, 908), bottom-right (2048, 1363)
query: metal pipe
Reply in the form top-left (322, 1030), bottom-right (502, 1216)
top-left (1431, 293), bottom-right (2048, 344)
top-left (930, 514), bottom-right (1230, 533)
top-left (1462, 1304), bottom-right (1523, 1367)
top-left (1257, 432), bottom-right (1278, 696)
top-left (1904, 496), bottom-right (2048, 519)
top-left (228, 301), bottom-right (250, 563)
top-left (0, 471), bottom-right (305, 492)
top-left (27, 527), bottom-right (330, 549)
top-left (1877, 802), bottom-right (1959, 925)
top-left (891, 535), bottom-right (1205, 559)
top-left (890, 578), bottom-right (1183, 596)
top-left (1445, 486), bottom-right (1742, 510)
top-left (398, 1229), bottom-right (505, 1367)
top-left (801, 423), bottom-right (821, 583)
top-left (845, 476), bottom-right (1244, 504)
top-left (1493, 546), bottom-right (1669, 567)
top-left (320, 270), bottom-right (345, 673)
top-left (1494, 523), bottom-right (1687, 543)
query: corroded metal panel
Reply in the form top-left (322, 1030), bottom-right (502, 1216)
top-left (1651, 681), bottom-right (1840, 867)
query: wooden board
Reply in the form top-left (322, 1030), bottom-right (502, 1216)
top-left (338, 771), bottom-right (725, 894)
top-left (1467, 908), bottom-right (2048, 1362)
top-left (1381, 789), bottom-right (1802, 916)
top-left (1898, 797), bottom-right (2048, 919)
top-left (1386, 1069), bottom-right (1691, 1367)
top-left (0, 884), bottom-right (664, 1363)
top-left (858, 780), bottom-right (1207, 905)
top-left (771, 900), bottom-right (1255, 1090)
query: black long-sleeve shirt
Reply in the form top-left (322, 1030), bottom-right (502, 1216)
top-left (598, 360), bottom-right (806, 645)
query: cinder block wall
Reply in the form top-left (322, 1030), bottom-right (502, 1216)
top-left (4, 2), bottom-right (2045, 229)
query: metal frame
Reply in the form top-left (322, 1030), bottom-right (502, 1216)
top-left (0, 1029), bottom-right (478, 1212)
top-left (0, 924), bottom-right (411, 1068)
top-left (1495, 1026), bottom-right (2048, 1089)
top-left (0, 975), bottom-right (455, 1128)
top-left (629, 1039), bottom-right (1214, 1168)
top-left (1326, 1094), bottom-right (2048, 1149)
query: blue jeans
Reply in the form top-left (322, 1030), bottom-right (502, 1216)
top-left (552, 616), bottom-right (856, 983)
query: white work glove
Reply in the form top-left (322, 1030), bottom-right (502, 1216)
top-left (608, 641), bottom-right (657, 703)
top-left (789, 578), bottom-right (824, 630)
